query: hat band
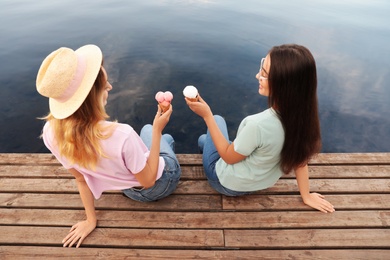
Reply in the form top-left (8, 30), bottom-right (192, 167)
top-left (56, 53), bottom-right (87, 103)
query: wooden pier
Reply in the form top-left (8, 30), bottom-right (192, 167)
top-left (0, 153), bottom-right (389, 259)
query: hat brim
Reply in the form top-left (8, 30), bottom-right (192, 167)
top-left (49, 44), bottom-right (103, 119)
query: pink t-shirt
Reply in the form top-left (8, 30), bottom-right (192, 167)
top-left (42, 121), bottom-right (165, 199)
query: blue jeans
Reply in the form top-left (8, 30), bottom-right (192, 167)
top-left (198, 115), bottom-right (253, 196)
top-left (123, 124), bottom-right (181, 202)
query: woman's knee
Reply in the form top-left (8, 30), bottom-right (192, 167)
top-left (214, 115), bottom-right (225, 124)
top-left (140, 124), bottom-right (153, 135)
top-left (162, 133), bottom-right (174, 144)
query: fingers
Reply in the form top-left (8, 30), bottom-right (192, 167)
top-left (62, 223), bottom-right (84, 248)
top-left (156, 104), bottom-right (172, 116)
top-left (184, 97), bottom-right (194, 105)
top-left (76, 236), bottom-right (85, 248)
top-left (63, 230), bottom-right (87, 248)
top-left (63, 231), bottom-right (80, 247)
top-left (156, 104), bottom-right (162, 115)
top-left (323, 201), bottom-right (335, 213)
top-left (315, 193), bottom-right (335, 213)
top-left (306, 193), bottom-right (335, 213)
top-left (317, 201), bottom-right (334, 213)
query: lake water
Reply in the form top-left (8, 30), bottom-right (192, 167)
top-left (1, 0), bottom-right (389, 154)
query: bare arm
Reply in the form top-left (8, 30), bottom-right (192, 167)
top-left (295, 164), bottom-right (335, 213)
top-left (63, 168), bottom-right (97, 248)
top-left (134, 105), bottom-right (172, 188)
top-left (186, 95), bottom-right (246, 164)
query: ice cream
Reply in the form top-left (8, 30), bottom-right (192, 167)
top-left (155, 91), bottom-right (173, 113)
top-left (183, 85), bottom-right (199, 102)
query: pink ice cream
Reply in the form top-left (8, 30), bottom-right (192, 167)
top-left (155, 91), bottom-right (173, 112)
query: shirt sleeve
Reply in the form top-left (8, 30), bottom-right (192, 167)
top-left (233, 119), bottom-right (262, 156)
top-left (122, 128), bottom-right (148, 174)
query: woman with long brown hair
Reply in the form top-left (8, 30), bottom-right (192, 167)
top-left (185, 44), bottom-right (334, 213)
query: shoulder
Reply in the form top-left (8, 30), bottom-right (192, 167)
top-left (42, 121), bottom-right (54, 145)
top-left (109, 123), bottom-right (143, 145)
top-left (114, 123), bottom-right (134, 134)
top-left (42, 121), bottom-right (51, 133)
top-left (242, 109), bottom-right (280, 126)
top-left (101, 121), bottom-right (135, 136)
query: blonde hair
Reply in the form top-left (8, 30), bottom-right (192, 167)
top-left (42, 67), bottom-right (116, 170)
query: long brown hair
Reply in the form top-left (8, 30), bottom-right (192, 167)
top-left (268, 44), bottom-right (321, 174)
top-left (42, 67), bottom-right (116, 170)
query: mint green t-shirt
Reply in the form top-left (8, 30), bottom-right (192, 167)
top-left (216, 108), bottom-right (285, 191)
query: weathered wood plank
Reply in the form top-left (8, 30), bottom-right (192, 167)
top-left (2, 164), bottom-right (390, 179)
top-left (2, 193), bottom-right (389, 211)
top-left (1, 153), bottom-right (390, 165)
top-left (223, 194), bottom-right (390, 211)
top-left (0, 193), bottom-right (222, 211)
top-left (0, 153), bottom-right (205, 166)
top-left (0, 165), bottom-right (71, 178)
top-left (224, 229), bottom-right (390, 248)
top-left (2, 178), bottom-right (389, 194)
top-left (307, 165), bottom-right (390, 178)
top-left (0, 153), bottom-right (59, 165)
top-left (1, 247), bottom-right (389, 260)
top-left (1, 209), bottom-right (389, 229)
top-left (0, 226), bottom-right (224, 248)
top-left (311, 153), bottom-right (390, 165)
top-left (0, 165), bottom-right (208, 179)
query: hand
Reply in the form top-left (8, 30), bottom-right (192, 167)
top-left (303, 192), bottom-right (335, 213)
top-left (153, 104), bottom-right (172, 133)
top-left (62, 220), bottom-right (97, 248)
top-left (185, 94), bottom-right (213, 120)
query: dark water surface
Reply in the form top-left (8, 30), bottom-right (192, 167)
top-left (1, 0), bottom-right (389, 153)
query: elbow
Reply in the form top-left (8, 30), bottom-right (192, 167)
top-left (142, 178), bottom-right (156, 189)
top-left (223, 158), bottom-right (235, 164)
top-left (223, 157), bottom-right (238, 165)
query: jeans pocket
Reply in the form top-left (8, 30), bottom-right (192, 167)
top-left (123, 166), bottom-right (180, 202)
top-left (141, 177), bottom-right (177, 201)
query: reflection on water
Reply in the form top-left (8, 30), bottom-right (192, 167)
top-left (0, 0), bottom-right (389, 153)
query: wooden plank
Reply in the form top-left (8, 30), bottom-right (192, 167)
top-left (307, 165), bottom-right (390, 178)
top-left (1, 208), bottom-right (389, 229)
top-left (177, 154), bottom-right (202, 165)
top-left (1, 153), bottom-right (390, 166)
top-left (0, 226), bottom-right (224, 248)
top-left (224, 229), bottom-right (390, 248)
top-left (223, 194), bottom-right (390, 210)
top-left (0, 193), bottom-right (222, 211)
top-left (0, 179), bottom-right (216, 194)
top-left (0, 165), bottom-right (70, 178)
top-left (0, 153), bottom-right (203, 166)
top-left (3, 178), bottom-right (389, 194)
top-left (0, 153), bottom-right (59, 165)
top-left (1, 247), bottom-right (389, 260)
top-left (0, 178), bottom-right (78, 193)
top-left (2, 164), bottom-right (390, 179)
top-left (0, 164), bottom-right (208, 179)
top-left (2, 193), bottom-right (389, 211)
top-left (311, 153), bottom-right (390, 165)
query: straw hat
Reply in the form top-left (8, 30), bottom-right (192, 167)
top-left (36, 44), bottom-right (102, 119)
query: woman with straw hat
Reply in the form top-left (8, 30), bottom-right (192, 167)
top-left (37, 44), bottom-right (181, 248)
